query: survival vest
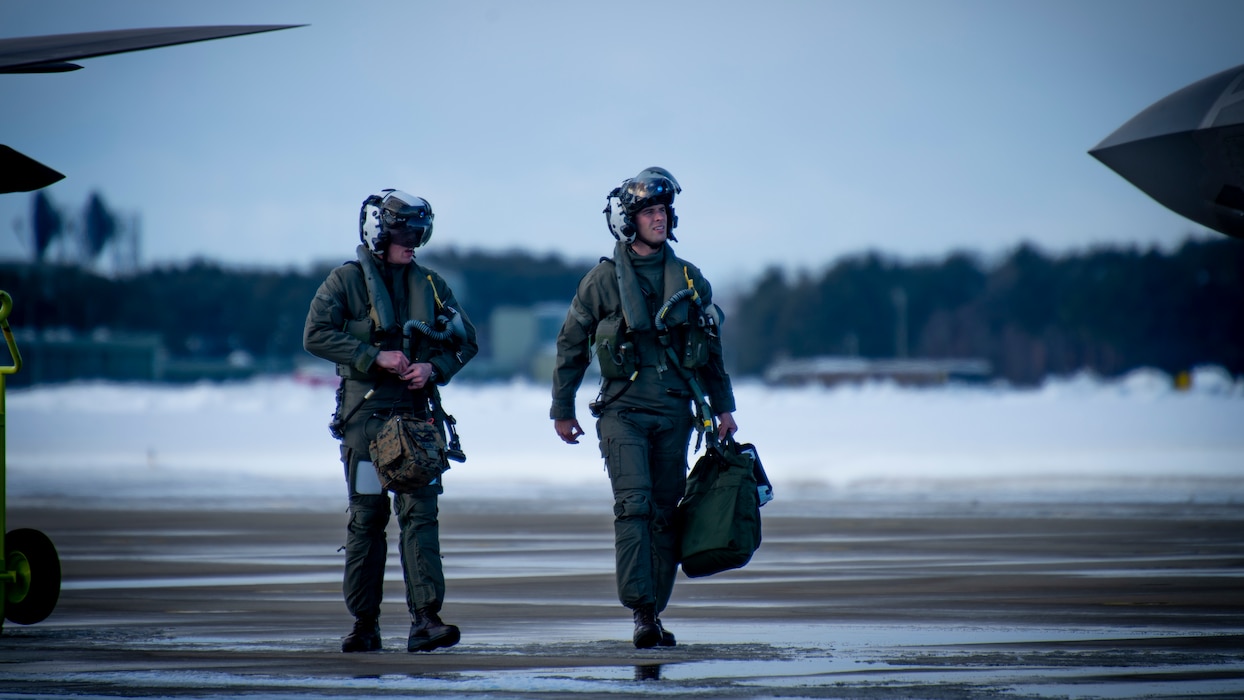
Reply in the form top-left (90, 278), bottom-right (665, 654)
top-left (336, 244), bottom-right (451, 381)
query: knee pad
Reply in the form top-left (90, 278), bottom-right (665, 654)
top-left (614, 491), bottom-right (652, 519)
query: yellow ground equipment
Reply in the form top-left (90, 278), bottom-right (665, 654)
top-left (0, 290), bottom-right (60, 631)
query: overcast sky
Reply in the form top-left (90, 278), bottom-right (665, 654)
top-left (2, 0), bottom-right (1242, 286)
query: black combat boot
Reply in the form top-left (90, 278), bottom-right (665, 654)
top-left (655, 616), bottom-right (676, 647)
top-left (341, 616), bottom-right (381, 653)
top-left (632, 604), bottom-right (661, 649)
top-left (408, 608), bottom-right (460, 652)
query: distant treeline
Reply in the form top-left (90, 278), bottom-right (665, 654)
top-left (0, 250), bottom-right (591, 364)
top-left (0, 237), bottom-right (1240, 384)
top-left (728, 236), bottom-right (1244, 384)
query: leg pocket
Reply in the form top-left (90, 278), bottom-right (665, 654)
top-left (606, 439), bottom-right (651, 492)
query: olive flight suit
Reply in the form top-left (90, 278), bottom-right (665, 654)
top-left (551, 241), bottom-right (735, 613)
top-left (304, 244), bottom-right (478, 622)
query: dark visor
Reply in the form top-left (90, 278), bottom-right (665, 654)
top-left (381, 191), bottom-right (432, 239)
top-left (620, 174), bottom-right (679, 210)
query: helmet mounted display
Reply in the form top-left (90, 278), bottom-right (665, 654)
top-left (603, 166), bottom-right (681, 243)
top-left (359, 189), bottom-right (435, 254)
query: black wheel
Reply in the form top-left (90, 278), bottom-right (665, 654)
top-left (5, 528), bottom-right (61, 625)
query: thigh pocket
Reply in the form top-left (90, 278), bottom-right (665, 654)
top-left (606, 439), bottom-right (650, 492)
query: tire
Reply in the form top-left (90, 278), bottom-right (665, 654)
top-left (5, 528), bottom-right (61, 625)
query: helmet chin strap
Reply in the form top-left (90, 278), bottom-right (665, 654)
top-left (630, 237), bottom-right (666, 255)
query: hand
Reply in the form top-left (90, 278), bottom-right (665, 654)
top-left (374, 350), bottom-right (410, 375)
top-left (400, 362), bottom-right (436, 390)
top-left (716, 412), bottom-right (738, 442)
top-left (555, 418), bottom-right (585, 444)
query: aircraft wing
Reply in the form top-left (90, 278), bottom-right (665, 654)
top-left (0, 25), bottom-right (304, 73)
top-left (1, 24), bottom-right (303, 193)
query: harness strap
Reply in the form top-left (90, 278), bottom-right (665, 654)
top-left (355, 245), bottom-right (398, 334)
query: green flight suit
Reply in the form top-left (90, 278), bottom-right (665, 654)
top-left (551, 241), bottom-right (735, 612)
top-left (304, 245), bottom-right (478, 621)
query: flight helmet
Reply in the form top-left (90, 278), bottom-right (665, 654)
top-left (359, 189), bottom-right (434, 254)
top-left (603, 167), bottom-right (681, 243)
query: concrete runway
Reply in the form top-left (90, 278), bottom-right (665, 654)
top-left (2, 497), bottom-right (1242, 698)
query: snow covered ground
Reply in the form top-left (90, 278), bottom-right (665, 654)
top-left (6, 366), bottom-right (1242, 508)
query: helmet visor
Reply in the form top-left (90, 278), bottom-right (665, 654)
top-left (388, 227), bottom-right (426, 247)
top-left (380, 191), bottom-right (433, 245)
top-left (619, 169), bottom-right (681, 214)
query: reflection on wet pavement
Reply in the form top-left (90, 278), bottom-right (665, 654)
top-left (2, 499), bottom-right (1241, 698)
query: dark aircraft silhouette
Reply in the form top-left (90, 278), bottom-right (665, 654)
top-left (0, 24), bottom-right (303, 194)
top-left (1090, 62), bottom-right (1244, 241)
top-left (0, 23), bottom-right (303, 633)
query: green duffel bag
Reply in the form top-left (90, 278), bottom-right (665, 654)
top-left (677, 438), bottom-right (763, 578)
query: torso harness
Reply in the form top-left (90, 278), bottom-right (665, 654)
top-left (331, 246), bottom-right (468, 461)
top-left (590, 260), bottom-right (722, 450)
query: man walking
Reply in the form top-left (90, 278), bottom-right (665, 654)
top-left (305, 189), bottom-right (478, 653)
top-left (551, 167), bottom-right (738, 648)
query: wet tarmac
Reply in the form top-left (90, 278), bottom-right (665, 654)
top-left (2, 498), bottom-right (1242, 698)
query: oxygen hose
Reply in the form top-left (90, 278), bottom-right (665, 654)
top-left (595, 280), bottom-right (717, 444)
top-left (403, 319), bottom-right (453, 342)
top-left (652, 287), bottom-right (719, 448)
top-left (654, 288), bottom-right (696, 335)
